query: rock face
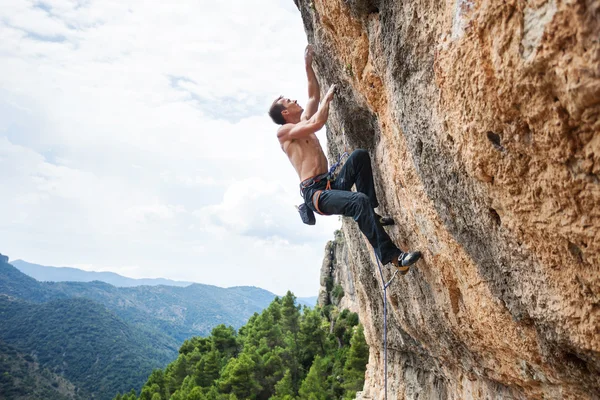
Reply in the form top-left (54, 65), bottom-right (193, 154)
top-left (296, 0), bottom-right (599, 398)
top-left (317, 230), bottom-right (360, 313)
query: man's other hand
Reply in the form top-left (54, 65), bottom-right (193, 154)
top-left (305, 44), bottom-right (314, 65)
top-left (325, 84), bottom-right (336, 102)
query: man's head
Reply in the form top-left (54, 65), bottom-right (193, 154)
top-left (268, 95), bottom-right (303, 125)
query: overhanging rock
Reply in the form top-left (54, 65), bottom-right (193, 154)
top-left (298, 0), bottom-right (600, 398)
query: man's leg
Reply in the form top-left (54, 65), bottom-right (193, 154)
top-left (332, 149), bottom-right (378, 208)
top-left (333, 149), bottom-right (395, 225)
top-left (326, 149), bottom-right (421, 270)
top-left (316, 189), bottom-right (400, 264)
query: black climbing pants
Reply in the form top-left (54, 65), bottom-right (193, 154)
top-left (301, 149), bottom-right (402, 265)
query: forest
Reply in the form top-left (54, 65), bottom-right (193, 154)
top-left (114, 291), bottom-right (368, 400)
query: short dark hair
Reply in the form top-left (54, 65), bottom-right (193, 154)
top-left (268, 96), bottom-right (286, 125)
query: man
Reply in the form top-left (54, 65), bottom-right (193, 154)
top-left (268, 45), bottom-right (421, 274)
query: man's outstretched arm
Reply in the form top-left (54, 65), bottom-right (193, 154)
top-left (301, 44), bottom-right (320, 121)
top-left (279, 84), bottom-right (335, 143)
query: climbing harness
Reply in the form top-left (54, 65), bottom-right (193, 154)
top-left (374, 249), bottom-right (397, 400)
top-left (298, 151), bottom-right (349, 219)
top-left (318, 150), bottom-right (348, 213)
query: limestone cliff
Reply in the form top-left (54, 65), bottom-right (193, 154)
top-left (297, 0), bottom-right (599, 398)
top-left (317, 230), bottom-right (360, 313)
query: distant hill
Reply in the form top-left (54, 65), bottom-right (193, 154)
top-left (0, 255), bottom-right (58, 303)
top-left (47, 280), bottom-right (278, 341)
top-left (11, 259), bottom-right (194, 287)
top-left (0, 340), bottom-right (83, 400)
top-left (0, 296), bottom-right (172, 400)
top-left (4, 259), bottom-right (278, 340)
top-left (11, 259), bottom-right (317, 308)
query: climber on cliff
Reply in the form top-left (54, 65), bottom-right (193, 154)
top-left (268, 44), bottom-right (421, 274)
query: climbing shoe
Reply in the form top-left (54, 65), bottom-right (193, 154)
top-left (375, 213), bottom-right (395, 226)
top-left (392, 251), bottom-right (422, 275)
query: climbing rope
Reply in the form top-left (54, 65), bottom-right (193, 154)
top-left (374, 251), bottom-right (397, 400)
top-left (328, 151), bottom-right (348, 178)
top-left (332, 131), bottom-right (393, 397)
top-left (328, 128), bottom-right (349, 178)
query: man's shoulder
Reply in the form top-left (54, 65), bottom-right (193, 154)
top-left (276, 123), bottom-right (295, 138)
top-left (278, 122), bottom-right (297, 130)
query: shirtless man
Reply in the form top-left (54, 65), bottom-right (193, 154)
top-left (268, 45), bottom-right (421, 273)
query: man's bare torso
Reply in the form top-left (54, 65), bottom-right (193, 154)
top-left (273, 45), bottom-right (334, 182)
top-left (281, 132), bottom-right (328, 182)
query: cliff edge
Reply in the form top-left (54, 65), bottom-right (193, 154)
top-left (298, 0), bottom-right (599, 398)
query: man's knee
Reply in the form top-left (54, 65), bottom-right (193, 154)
top-left (353, 192), bottom-right (370, 209)
top-left (349, 149), bottom-right (371, 169)
top-left (352, 149), bottom-right (369, 160)
top-left (346, 192), bottom-right (372, 219)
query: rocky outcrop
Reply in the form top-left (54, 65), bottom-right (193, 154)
top-left (317, 230), bottom-right (359, 313)
top-left (298, 0), bottom-right (599, 398)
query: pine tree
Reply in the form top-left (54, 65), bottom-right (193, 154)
top-left (280, 292), bottom-right (301, 390)
top-left (124, 389), bottom-right (137, 400)
top-left (188, 386), bottom-right (208, 400)
top-left (298, 307), bottom-right (326, 369)
top-left (211, 325), bottom-right (238, 358)
top-left (298, 356), bottom-right (328, 400)
top-left (165, 354), bottom-right (189, 391)
top-left (139, 369), bottom-right (166, 400)
top-left (204, 385), bottom-right (220, 400)
top-left (268, 296), bottom-right (282, 323)
top-left (197, 348), bottom-right (220, 387)
top-left (257, 346), bottom-right (285, 398)
top-left (273, 369), bottom-right (294, 398)
top-left (342, 324), bottom-right (369, 395)
top-left (139, 383), bottom-right (161, 400)
top-left (281, 292), bottom-right (300, 335)
top-left (219, 353), bottom-right (261, 399)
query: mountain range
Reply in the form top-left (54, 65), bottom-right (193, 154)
top-left (11, 259), bottom-right (194, 288)
top-left (10, 259), bottom-right (317, 307)
top-left (0, 253), bottom-right (282, 399)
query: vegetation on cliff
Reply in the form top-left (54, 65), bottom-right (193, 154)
top-left (115, 292), bottom-right (368, 400)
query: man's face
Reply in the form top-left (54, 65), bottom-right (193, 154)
top-left (278, 96), bottom-right (303, 115)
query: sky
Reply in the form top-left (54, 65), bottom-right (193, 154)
top-left (0, 0), bottom-right (341, 297)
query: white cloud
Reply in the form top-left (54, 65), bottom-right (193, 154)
top-left (126, 204), bottom-right (186, 224)
top-left (3, 2), bottom-right (73, 38)
top-left (193, 177), bottom-right (333, 244)
top-left (0, 0), bottom-right (341, 297)
top-left (159, 170), bottom-right (216, 187)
